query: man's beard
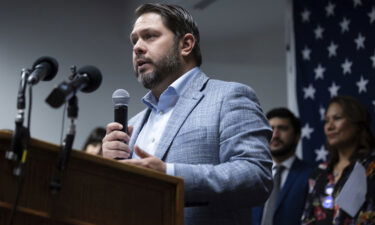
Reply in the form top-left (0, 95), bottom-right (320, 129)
top-left (135, 42), bottom-right (182, 90)
top-left (270, 138), bottom-right (297, 157)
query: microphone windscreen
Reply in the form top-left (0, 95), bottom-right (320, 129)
top-left (112, 89), bottom-right (130, 106)
top-left (78, 65), bottom-right (102, 93)
top-left (32, 56), bottom-right (59, 81)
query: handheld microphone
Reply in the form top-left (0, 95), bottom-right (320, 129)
top-left (112, 89), bottom-right (130, 134)
top-left (27, 56), bottom-right (58, 85)
top-left (46, 65), bottom-right (102, 108)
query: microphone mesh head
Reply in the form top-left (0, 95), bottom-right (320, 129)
top-left (112, 89), bottom-right (130, 106)
top-left (31, 56), bottom-right (59, 82)
top-left (78, 65), bottom-right (102, 93)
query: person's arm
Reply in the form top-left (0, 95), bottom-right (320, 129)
top-left (174, 83), bottom-right (273, 209)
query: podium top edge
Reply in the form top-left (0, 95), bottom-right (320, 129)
top-left (0, 130), bottom-right (184, 186)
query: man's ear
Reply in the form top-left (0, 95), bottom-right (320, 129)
top-left (180, 33), bottom-right (195, 57)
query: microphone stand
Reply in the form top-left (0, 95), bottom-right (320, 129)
top-left (5, 68), bottom-right (31, 175)
top-left (50, 67), bottom-right (78, 193)
top-left (50, 96), bottom-right (78, 193)
top-left (5, 69), bottom-right (31, 225)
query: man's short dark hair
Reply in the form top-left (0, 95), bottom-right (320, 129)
top-left (135, 3), bottom-right (202, 66)
top-left (266, 107), bottom-right (301, 135)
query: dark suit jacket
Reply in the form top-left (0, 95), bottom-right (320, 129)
top-left (252, 158), bottom-right (314, 225)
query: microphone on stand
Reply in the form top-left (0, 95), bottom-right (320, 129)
top-left (27, 56), bottom-right (58, 85)
top-left (45, 65), bottom-right (102, 108)
top-left (48, 65), bottom-right (102, 193)
top-left (6, 56), bottom-right (58, 163)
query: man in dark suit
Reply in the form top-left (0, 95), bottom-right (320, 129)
top-left (252, 108), bottom-right (314, 225)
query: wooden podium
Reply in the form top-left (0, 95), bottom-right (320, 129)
top-left (0, 130), bottom-right (183, 225)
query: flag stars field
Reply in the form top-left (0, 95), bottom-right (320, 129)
top-left (292, 0), bottom-right (375, 164)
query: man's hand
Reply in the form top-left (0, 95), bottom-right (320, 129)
top-left (102, 122), bottom-right (133, 159)
top-left (122, 146), bottom-right (166, 173)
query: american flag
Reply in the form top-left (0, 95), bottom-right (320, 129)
top-left (291, 0), bottom-right (375, 164)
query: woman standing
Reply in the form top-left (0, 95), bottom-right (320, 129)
top-left (301, 96), bottom-right (375, 224)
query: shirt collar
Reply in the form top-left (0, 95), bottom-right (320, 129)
top-left (171, 67), bottom-right (200, 96)
top-left (273, 155), bottom-right (296, 171)
top-left (142, 67), bottom-right (200, 111)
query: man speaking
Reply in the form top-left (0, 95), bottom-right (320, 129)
top-left (102, 3), bottom-right (273, 225)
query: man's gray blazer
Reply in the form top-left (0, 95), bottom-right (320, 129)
top-left (128, 70), bottom-right (273, 225)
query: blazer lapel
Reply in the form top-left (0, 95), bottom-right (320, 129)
top-left (154, 71), bottom-right (209, 160)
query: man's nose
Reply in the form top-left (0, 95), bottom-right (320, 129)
top-left (272, 129), bottom-right (280, 138)
top-left (133, 40), bottom-right (146, 55)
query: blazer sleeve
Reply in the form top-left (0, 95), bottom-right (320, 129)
top-left (174, 83), bottom-right (273, 209)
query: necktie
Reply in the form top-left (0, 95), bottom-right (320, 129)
top-left (261, 165), bottom-right (285, 225)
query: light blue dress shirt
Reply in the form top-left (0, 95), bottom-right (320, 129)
top-left (134, 67), bottom-right (200, 175)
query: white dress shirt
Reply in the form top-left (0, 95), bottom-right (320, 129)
top-left (273, 155), bottom-right (296, 188)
